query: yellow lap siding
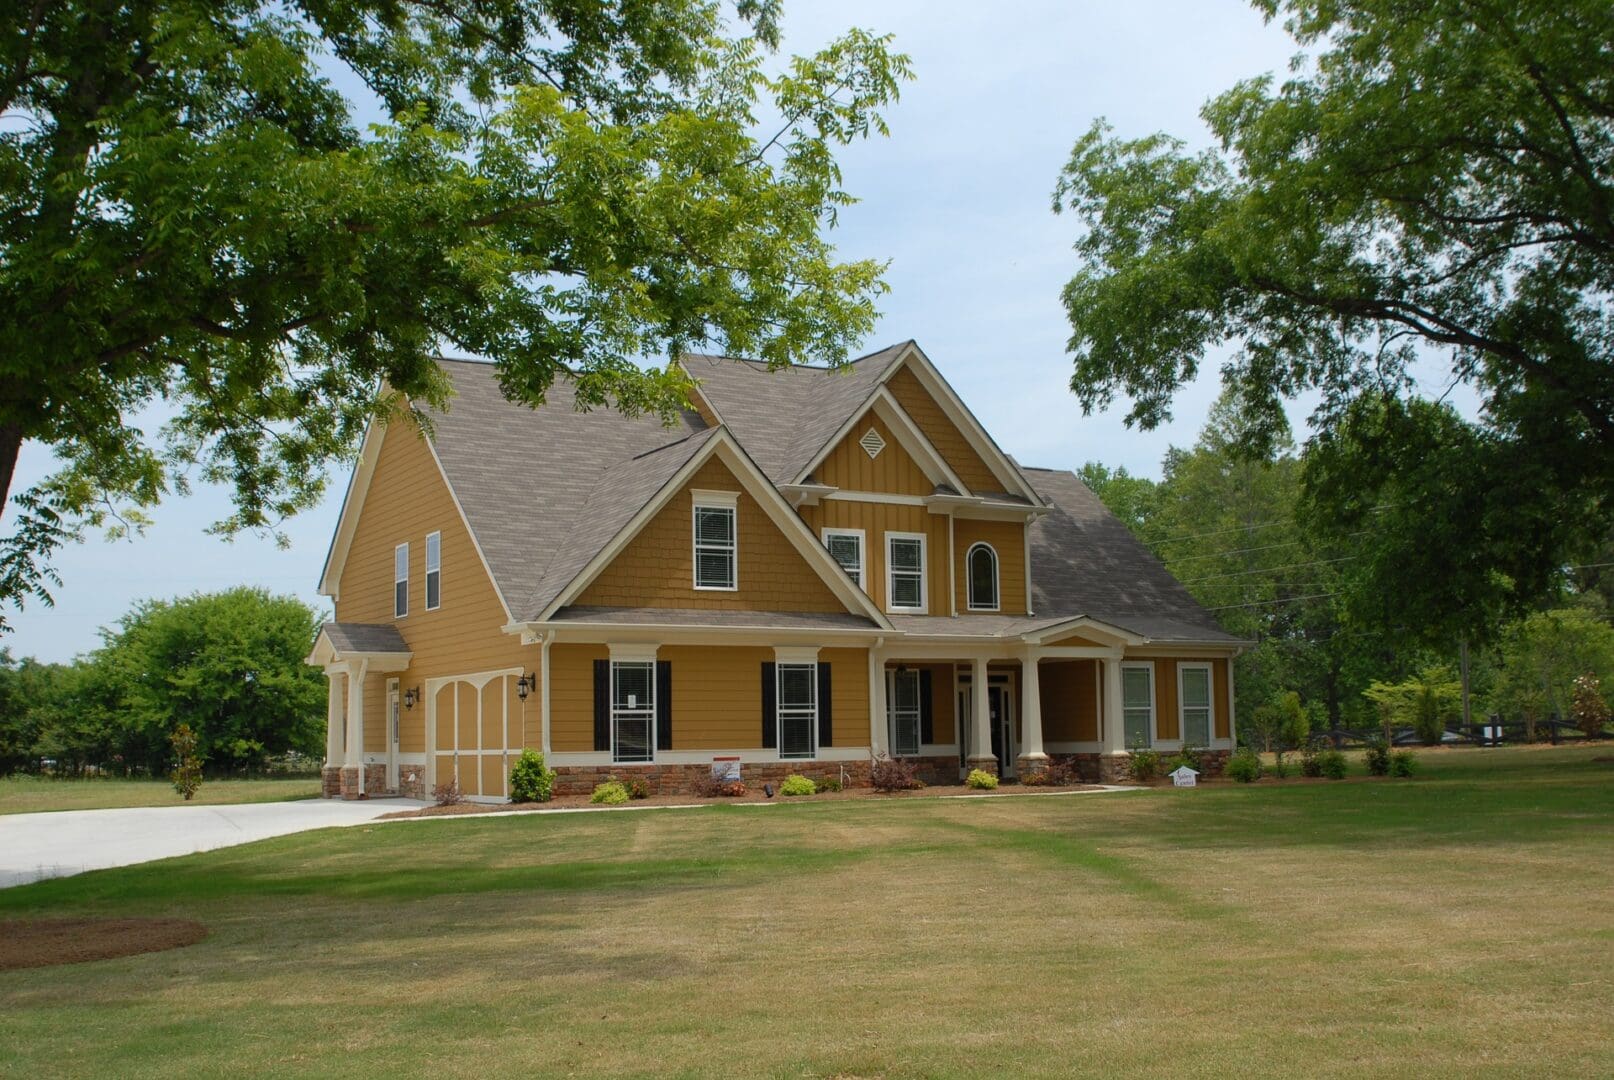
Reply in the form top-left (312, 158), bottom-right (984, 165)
top-left (550, 643), bottom-right (608, 753)
top-left (819, 647), bottom-right (871, 748)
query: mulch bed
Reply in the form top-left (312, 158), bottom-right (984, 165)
top-left (0, 917), bottom-right (208, 972)
top-left (380, 782), bottom-right (1109, 819)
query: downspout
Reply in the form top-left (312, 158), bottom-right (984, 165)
top-left (540, 631), bottom-right (553, 757)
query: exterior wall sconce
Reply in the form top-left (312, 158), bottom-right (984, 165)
top-left (515, 673), bottom-right (536, 701)
top-left (402, 686), bottom-right (420, 710)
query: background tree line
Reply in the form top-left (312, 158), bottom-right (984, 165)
top-left (0, 588), bottom-right (326, 776)
top-left (1081, 391), bottom-right (1614, 744)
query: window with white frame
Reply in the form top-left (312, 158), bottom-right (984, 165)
top-left (777, 663), bottom-right (818, 759)
top-left (692, 493), bottom-right (737, 590)
top-left (888, 668), bottom-right (920, 756)
top-left (886, 533), bottom-right (926, 612)
top-left (1122, 664), bottom-right (1154, 749)
top-left (966, 543), bottom-right (999, 611)
top-left (823, 529), bottom-right (864, 589)
top-left (611, 661), bottom-right (655, 763)
top-left (1179, 664), bottom-right (1213, 747)
top-left (393, 543), bottom-right (408, 618)
top-left (425, 531), bottom-right (442, 610)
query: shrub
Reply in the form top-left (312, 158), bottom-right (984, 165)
top-left (1299, 744), bottom-right (1323, 778)
top-left (624, 775), bottom-right (650, 800)
top-left (590, 781), bottom-right (630, 805)
top-left (432, 779), bottom-right (463, 806)
top-left (870, 754), bottom-right (923, 792)
top-left (780, 774), bottom-right (817, 797)
top-left (1129, 749), bottom-right (1162, 782)
top-left (1226, 748), bottom-right (1263, 783)
top-left (1019, 769), bottom-right (1050, 786)
top-left (507, 749), bottom-right (555, 803)
top-left (1171, 745), bottom-right (1203, 772)
top-left (1389, 750), bottom-right (1419, 778)
top-left (1271, 757), bottom-right (1290, 779)
top-left (169, 723), bottom-right (203, 801)
top-left (1364, 738), bottom-right (1391, 776)
top-left (815, 776), bottom-right (843, 793)
top-left (692, 771), bottom-right (746, 798)
top-left (1317, 748), bottom-right (1348, 780)
top-left (1021, 759), bottom-right (1076, 786)
top-left (966, 768), bottom-right (998, 790)
top-left (1571, 673), bottom-right (1611, 738)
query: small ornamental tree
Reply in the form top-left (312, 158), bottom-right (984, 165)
top-left (1249, 690), bottom-right (1310, 769)
top-left (1571, 674), bottom-right (1611, 739)
top-left (169, 723), bottom-right (203, 800)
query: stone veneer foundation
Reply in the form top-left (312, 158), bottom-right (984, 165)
top-left (549, 754), bottom-right (963, 798)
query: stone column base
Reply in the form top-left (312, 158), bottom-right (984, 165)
top-left (1016, 753), bottom-right (1050, 778)
top-left (320, 765), bottom-right (342, 798)
top-left (1098, 751), bottom-right (1132, 783)
top-left (965, 755), bottom-right (1000, 779)
top-left (338, 765), bottom-right (363, 799)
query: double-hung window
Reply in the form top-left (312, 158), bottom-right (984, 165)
top-left (886, 533), bottom-right (926, 612)
top-left (966, 543), bottom-right (999, 611)
top-left (823, 529), bottom-right (864, 589)
top-left (777, 663), bottom-right (818, 759)
top-left (393, 543), bottom-right (409, 618)
top-left (425, 531), bottom-right (442, 610)
top-left (1121, 663), bottom-right (1154, 749)
top-left (888, 668), bottom-right (921, 756)
top-left (1179, 664), bottom-right (1213, 747)
top-left (692, 493), bottom-right (737, 590)
top-left (611, 661), bottom-right (655, 763)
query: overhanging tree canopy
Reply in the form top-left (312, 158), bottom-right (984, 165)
top-left (0, 0), bottom-right (911, 623)
top-left (1053, 0), bottom-right (1612, 643)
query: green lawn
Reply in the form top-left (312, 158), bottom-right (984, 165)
top-left (2, 747), bottom-right (1611, 1078)
top-left (0, 776), bottom-right (320, 815)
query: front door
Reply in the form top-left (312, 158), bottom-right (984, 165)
top-left (957, 677), bottom-right (1016, 778)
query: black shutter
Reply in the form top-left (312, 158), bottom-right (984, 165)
top-left (761, 661), bottom-right (777, 748)
top-left (817, 663), bottom-right (833, 748)
top-left (656, 660), bottom-right (672, 751)
top-left (593, 659), bottom-right (610, 752)
top-left (919, 668), bottom-right (934, 745)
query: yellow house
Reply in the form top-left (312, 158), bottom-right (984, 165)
top-left (307, 342), bottom-right (1243, 800)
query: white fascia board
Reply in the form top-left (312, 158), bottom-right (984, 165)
top-left (869, 391), bottom-right (970, 494)
top-left (317, 417), bottom-right (387, 600)
top-left (1021, 616), bottom-right (1146, 647)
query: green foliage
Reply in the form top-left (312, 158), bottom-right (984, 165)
top-left (1168, 745), bottom-right (1202, 773)
top-left (1128, 749), bottom-right (1162, 782)
top-left (1364, 739), bottom-right (1391, 777)
top-left (507, 750), bottom-right (555, 804)
top-left (1248, 690), bottom-right (1311, 763)
top-left (1054, 0), bottom-right (1614, 643)
top-left (1318, 748), bottom-right (1348, 781)
top-left (1226, 748), bottom-right (1263, 784)
top-left (624, 776), bottom-right (650, 800)
top-left (1365, 668), bottom-right (1461, 746)
top-left (168, 724), bottom-right (203, 801)
top-left (780, 774), bottom-right (817, 797)
top-left (1389, 751), bottom-right (1419, 778)
top-left (590, 781), bottom-right (630, 806)
top-left (814, 776), bottom-right (843, 793)
top-left (1571, 674), bottom-right (1611, 738)
top-left (0, 1), bottom-right (913, 620)
top-left (966, 769), bottom-right (998, 790)
top-left (1490, 608), bottom-right (1614, 735)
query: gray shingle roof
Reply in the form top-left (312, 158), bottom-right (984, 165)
top-left (679, 343), bottom-right (909, 483)
top-left (320, 622), bottom-right (411, 654)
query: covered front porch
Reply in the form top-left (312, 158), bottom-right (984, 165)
top-left (306, 623), bottom-right (414, 799)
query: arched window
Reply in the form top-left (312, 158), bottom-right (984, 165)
top-left (966, 543), bottom-right (999, 611)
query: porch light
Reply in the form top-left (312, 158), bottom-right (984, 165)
top-left (516, 673), bottom-right (536, 701)
top-left (403, 686), bottom-right (419, 710)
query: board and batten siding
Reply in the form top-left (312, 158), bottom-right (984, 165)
top-left (798, 499), bottom-right (950, 614)
top-left (953, 518), bottom-right (1027, 614)
top-left (812, 410), bottom-right (933, 497)
top-left (575, 457), bottom-right (847, 613)
top-left (333, 416), bottom-right (538, 755)
top-left (884, 366), bottom-right (1002, 495)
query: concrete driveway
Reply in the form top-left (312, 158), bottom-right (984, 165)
top-left (0, 797), bottom-right (430, 889)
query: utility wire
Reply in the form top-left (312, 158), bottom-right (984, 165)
top-left (1181, 556), bottom-right (1357, 584)
top-left (1167, 530), bottom-right (1371, 562)
top-left (1204, 592), bottom-right (1337, 612)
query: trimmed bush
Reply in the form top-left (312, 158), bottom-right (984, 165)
top-left (1318, 748), bottom-right (1348, 780)
top-left (966, 768), bottom-right (998, 790)
top-left (815, 776), bottom-right (843, 793)
top-left (870, 754), bottom-right (923, 792)
top-left (624, 775), bottom-right (650, 800)
top-left (507, 749), bottom-right (555, 803)
top-left (1129, 749), bottom-right (1162, 782)
top-left (1226, 748), bottom-right (1263, 783)
top-left (1299, 745), bottom-right (1323, 778)
top-left (590, 781), bottom-right (630, 805)
top-left (780, 774), bottom-right (817, 797)
top-left (1364, 738), bottom-right (1391, 776)
top-left (1389, 750), bottom-right (1419, 778)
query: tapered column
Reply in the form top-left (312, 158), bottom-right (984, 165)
top-left (1100, 655), bottom-right (1129, 782)
top-left (343, 660), bottom-right (368, 797)
top-left (325, 671), bottom-right (343, 766)
top-left (1018, 650), bottom-right (1047, 773)
top-left (967, 655), bottom-right (996, 776)
top-left (868, 645), bottom-right (889, 757)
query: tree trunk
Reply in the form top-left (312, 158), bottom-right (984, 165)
top-left (0, 422), bottom-right (21, 517)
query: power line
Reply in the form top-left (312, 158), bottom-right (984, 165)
top-left (1182, 556), bottom-right (1356, 584)
top-left (1167, 530), bottom-right (1371, 563)
top-left (1205, 592), bottom-right (1337, 612)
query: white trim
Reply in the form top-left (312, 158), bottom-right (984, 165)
top-left (424, 530), bottom-right (442, 611)
top-left (1021, 615), bottom-right (1147, 647)
top-left (773, 646), bottom-right (822, 664)
top-left (393, 542), bottom-right (409, 619)
top-left (423, 667), bottom-right (525, 796)
top-left (1177, 662), bottom-right (1215, 748)
top-left (821, 526), bottom-right (866, 589)
top-left (947, 514), bottom-right (957, 616)
top-left (1119, 660), bottom-right (1156, 749)
top-left (608, 643), bottom-right (662, 663)
top-left (549, 746), bottom-right (872, 767)
top-left (859, 426), bottom-right (886, 459)
top-left (870, 392), bottom-right (971, 495)
top-left (318, 417), bottom-right (386, 600)
top-left (823, 490), bottom-right (927, 506)
top-left (885, 531), bottom-right (928, 614)
top-left (965, 542), bottom-right (1000, 612)
top-left (774, 660), bottom-right (819, 761)
top-left (689, 488), bottom-right (739, 508)
top-left (691, 496), bottom-right (738, 592)
top-left (609, 659), bottom-right (658, 764)
top-left (1024, 526), bottom-right (1034, 615)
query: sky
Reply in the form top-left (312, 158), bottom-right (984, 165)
top-left (8, 0), bottom-right (1305, 662)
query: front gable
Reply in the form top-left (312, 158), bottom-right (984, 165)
top-left (574, 455), bottom-right (853, 614)
top-left (884, 365), bottom-right (1005, 496)
top-left (813, 409), bottom-right (934, 497)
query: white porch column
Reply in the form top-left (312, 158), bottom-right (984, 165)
top-left (1020, 650), bottom-right (1046, 763)
top-left (1102, 657), bottom-right (1125, 754)
top-left (868, 642), bottom-right (889, 757)
top-left (324, 669), bottom-right (343, 767)
top-left (969, 655), bottom-right (994, 771)
top-left (344, 659), bottom-right (368, 794)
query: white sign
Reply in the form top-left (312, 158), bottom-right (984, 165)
top-left (1170, 766), bottom-right (1199, 787)
top-left (711, 757), bottom-right (741, 782)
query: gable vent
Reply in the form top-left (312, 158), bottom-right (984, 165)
top-left (859, 427), bottom-right (886, 459)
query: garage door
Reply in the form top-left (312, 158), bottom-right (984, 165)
top-left (432, 673), bottom-right (523, 799)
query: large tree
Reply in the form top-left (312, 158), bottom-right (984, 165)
top-left (0, 1), bottom-right (910, 623)
top-left (1053, 0), bottom-right (1612, 644)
